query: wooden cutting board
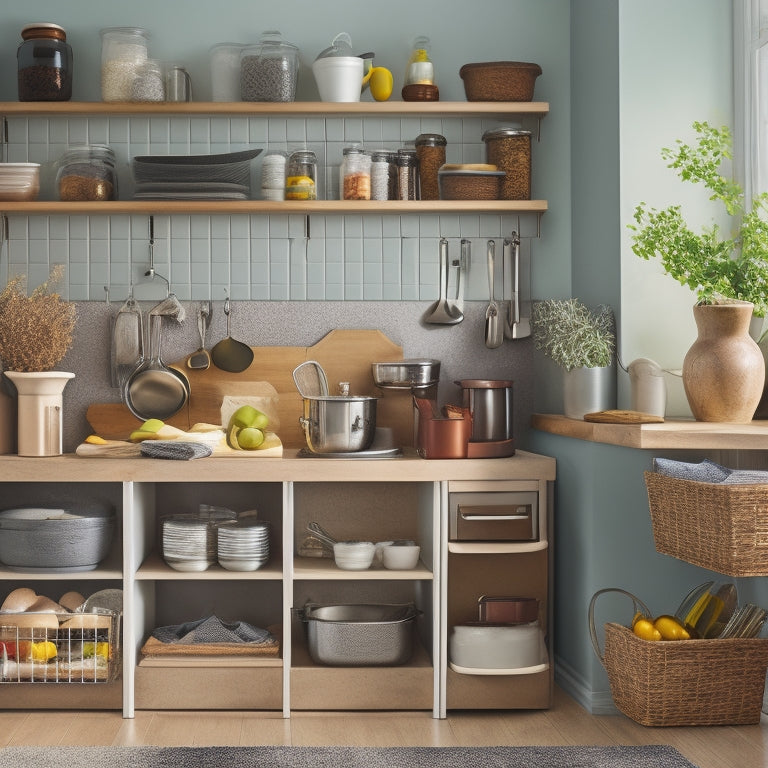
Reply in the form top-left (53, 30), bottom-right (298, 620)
top-left (583, 409), bottom-right (664, 424)
top-left (87, 329), bottom-right (411, 448)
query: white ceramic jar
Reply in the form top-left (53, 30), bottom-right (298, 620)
top-left (449, 621), bottom-right (542, 670)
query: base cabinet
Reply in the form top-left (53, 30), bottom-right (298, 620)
top-left (0, 452), bottom-right (555, 717)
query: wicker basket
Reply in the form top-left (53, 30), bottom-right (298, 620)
top-left (459, 61), bottom-right (542, 102)
top-left (602, 622), bottom-right (768, 726)
top-left (644, 471), bottom-right (768, 577)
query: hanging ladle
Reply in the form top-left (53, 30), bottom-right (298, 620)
top-left (423, 238), bottom-right (463, 325)
top-left (211, 296), bottom-right (254, 373)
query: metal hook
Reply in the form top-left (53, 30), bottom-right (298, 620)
top-left (143, 215), bottom-right (170, 297)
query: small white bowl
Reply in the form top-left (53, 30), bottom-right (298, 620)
top-left (333, 541), bottom-right (375, 570)
top-left (382, 543), bottom-right (421, 570)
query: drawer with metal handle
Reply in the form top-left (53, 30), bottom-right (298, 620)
top-left (449, 491), bottom-right (538, 541)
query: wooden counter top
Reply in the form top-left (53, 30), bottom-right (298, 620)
top-left (0, 448), bottom-right (556, 483)
top-left (531, 413), bottom-right (768, 450)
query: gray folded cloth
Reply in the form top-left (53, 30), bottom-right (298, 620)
top-left (152, 615), bottom-right (274, 645)
top-left (652, 458), bottom-right (731, 483)
top-left (653, 457), bottom-right (768, 485)
top-left (140, 440), bottom-right (212, 460)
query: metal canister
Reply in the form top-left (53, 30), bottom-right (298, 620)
top-left (483, 126), bottom-right (532, 200)
top-left (454, 379), bottom-right (514, 442)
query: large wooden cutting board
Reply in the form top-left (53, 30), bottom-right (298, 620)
top-left (87, 329), bottom-right (413, 449)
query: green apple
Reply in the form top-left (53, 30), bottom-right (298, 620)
top-left (237, 427), bottom-right (265, 450)
top-left (140, 418), bottom-right (164, 433)
top-left (229, 405), bottom-right (269, 430)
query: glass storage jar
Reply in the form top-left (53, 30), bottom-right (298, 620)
top-left (482, 126), bottom-right (532, 200)
top-left (240, 31), bottom-right (299, 102)
top-left (414, 133), bottom-right (446, 201)
top-left (100, 27), bottom-right (149, 102)
top-left (396, 148), bottom-right (420, 200)
top-left (56, 144), bottom-right (118, 201)
top-left (17, 23), bottom-right (73, 102)
top-left (130, 59), bottom-right (165, 102)
top-left (210, 43), bottom-right (244, 102)
top-left (370, 150), bottom-right (392, 201)
top-left (341, 147), bottom-right (371, 200)
top-left (285, 150), bottom-right (317, 200)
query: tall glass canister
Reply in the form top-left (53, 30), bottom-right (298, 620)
top-left (100, 27), bottom-right (149, 102)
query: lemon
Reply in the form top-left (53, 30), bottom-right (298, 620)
top-left (370, 67), bottom-right (393, 102)
top-left (30, 641), bottom-right (57, 662)
top-left (238, 427), bottom-right (265, 450)
top-left (227, 424), bottom-right (243, 450)
top-left (85, 434), bottom-right (108, 445)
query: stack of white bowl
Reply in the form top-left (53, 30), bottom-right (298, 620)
top-left (333, 541), bottom-right (375, 570)
top-left (217, 519), bottom-right (270, 571)
top-left (0, 163), bottom-right (40, 202)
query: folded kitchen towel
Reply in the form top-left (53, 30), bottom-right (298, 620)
top-left (140, 441), bottom-right (212, 460)
top-left (652, 458), bottom-right (731, 483)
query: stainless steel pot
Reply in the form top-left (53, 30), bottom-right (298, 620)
top-left (299, 395), bottom-right (377, 453)
top-left (371, 359), bottom-right (440, 389)
top-left (455, 379), bottom-right (513, 442)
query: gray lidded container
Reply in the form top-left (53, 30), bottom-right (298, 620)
top-left (302, 603), bottom-right (418, 666)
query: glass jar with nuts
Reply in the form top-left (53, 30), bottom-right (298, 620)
top-left (56, 144), bottom-right (118, 202)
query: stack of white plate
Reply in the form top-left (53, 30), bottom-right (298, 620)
top-left (162, 517), bottom-right (218, 572)
top-left (217, 520), bottom-right (270, 571)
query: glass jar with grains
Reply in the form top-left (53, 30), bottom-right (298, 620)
top-left (240, 31), bottom-right (299, 102)
top-left (100, 27), bottom-right (149, 102)
top-left (482, 126), bottom-right (532, 200)
top-left (56, 144), bottom-right (118, 202)
top-left (17, 23), bottom-right (73, 102)
top-left (414, 133), bottom-right (446, 201)
top-left (341, 147), bottom-right (371, 200)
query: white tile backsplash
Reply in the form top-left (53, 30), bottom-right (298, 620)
top-left (2, 114), bottom-right (536, 302)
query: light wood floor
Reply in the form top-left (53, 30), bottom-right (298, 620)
top-left (0, 688), bottom-right (765, 768)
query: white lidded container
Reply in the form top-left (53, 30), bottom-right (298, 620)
top-left (449, 621), bottom-right (543, 670)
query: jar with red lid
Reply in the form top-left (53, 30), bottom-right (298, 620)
top-left (17, 23), bottom-right (73, 101)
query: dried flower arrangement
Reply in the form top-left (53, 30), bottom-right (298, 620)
top-left (0, 266), bottom-right (76, 372)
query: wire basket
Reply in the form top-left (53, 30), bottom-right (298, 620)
top-left (644, 471), bottom-right (768, 577)
top-left (589, 588), bottom-right (768, 726)
top-left (0, 610), bottom-right (121, 684)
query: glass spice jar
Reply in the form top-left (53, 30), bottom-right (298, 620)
top-left (482, 126), bottom-right (532, 200)
top-left (396, 148), bottom-right (420, 200)
top-left (341, 147), bottom-right (371, 200)
top-left (56, 144), bottom-right (118, 202)
top-left (414, 133), bottom-right (446, 201)
top-left (370, 150), bottom-right (392, 201)
top-left (285, 149), bottom-right (317, 200)
top-left (17, 23), bottom-right (73, 102)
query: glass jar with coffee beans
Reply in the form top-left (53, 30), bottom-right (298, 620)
top-left (482, 126), bottom-right (532, 200)
top-left (17, 23), bottom-right (73, 102)
top-left (414, 133), bottom-right (446, 201)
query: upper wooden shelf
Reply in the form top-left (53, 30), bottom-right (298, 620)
top-left (531, 413), bottom-right (768, 451)
top-left (0, 100), bottom-right (549, 118)
top-left (0, 199), bottom-right (548, 215)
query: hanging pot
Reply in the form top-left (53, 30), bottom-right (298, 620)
top-left (682, 301), bottom-right (764, 423)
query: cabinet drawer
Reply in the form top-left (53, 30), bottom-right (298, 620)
top-left (449, 491), bottom-right (538, 542)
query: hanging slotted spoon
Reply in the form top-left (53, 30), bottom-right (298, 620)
top-left (187, 301), bottom-right (212, 370)
top-left (211, 297), bottom-right (254, 373)
top-left (485, 239), bottom-right (503, 349)
top-left (111, 291), bottom-right (144, 393)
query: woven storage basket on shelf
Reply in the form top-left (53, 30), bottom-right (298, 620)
top-left (644, 471), bottom-right (768, 577)
top-left (603, 622), bottom-right (768, 726)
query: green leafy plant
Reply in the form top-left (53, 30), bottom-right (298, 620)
top-left (629, 120), bottom-right (768, 317)
top-left (531, 299), bottom-right (615, 371)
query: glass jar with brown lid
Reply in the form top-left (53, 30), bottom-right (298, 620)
top-left (17, 23), bottom-right (73, 101)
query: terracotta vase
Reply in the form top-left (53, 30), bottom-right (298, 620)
top-left (682, 302), bottom-right (764, 422)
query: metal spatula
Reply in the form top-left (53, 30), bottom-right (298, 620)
top-left (111, 292), bottom-right (144, 393)
top-left (293, 360), bottom-right (329, 398)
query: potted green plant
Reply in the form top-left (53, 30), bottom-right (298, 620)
top-left (628, 121), bottom-right (766, 422)
top-left (531, 298), bottom-right (616, 419)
